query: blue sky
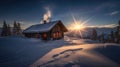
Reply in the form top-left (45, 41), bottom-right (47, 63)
top-left (0, 0), bottom-right (120, 28)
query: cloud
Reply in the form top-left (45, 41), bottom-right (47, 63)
top-left (95, 2), bottom-right (116, 12)
top-left (88, 24), bottom-right (117, 28)
top-left (109, 11), bottom-right (119, 16)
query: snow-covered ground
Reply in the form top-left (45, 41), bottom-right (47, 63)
top-left (0, 36), bottom-right (120, 67)
top-left (0, 36), bottom-right (69, 67)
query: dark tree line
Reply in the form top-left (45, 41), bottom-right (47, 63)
top-left (91, 20), bottom-right (120, 44)
top-left (1, 20), bottom-right (22, 36)
top-left (115, 20), bottom-right (120, 43)
top-left (1, 21), bottom-right (11, 36)
top-left (13, 21), bottom-right (22, 35)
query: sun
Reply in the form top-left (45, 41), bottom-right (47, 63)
top-left (69, 14), bottom-right (87, 31)
top-left (74, 24), bottom-right (80, 30)
top-left (68, 14), bottom-right (91, 38)
top-left (69, 22), bottom-right (86, 38)
top-left (69, 20), bottom-right (86, 31)
top-left (72, 22), bottom-right (85, 30)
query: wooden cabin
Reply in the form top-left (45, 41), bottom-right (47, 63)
top-left (23, 20), bottom-right (68, 40)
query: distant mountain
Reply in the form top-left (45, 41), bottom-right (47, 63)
top-left (66, 27), bottom-right (117, 38)
top-left (85, 27), bottom-right (117, 35)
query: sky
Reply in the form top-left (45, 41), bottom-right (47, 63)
top-left (0, 0), bottom-right (120, 29)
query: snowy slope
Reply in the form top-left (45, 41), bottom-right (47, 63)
top-left (0, 36), bottom-right (120, 67)
top-left (30, 37), bottom-right (120, 67)
top-left (0, 36), bottom-right (69, 67)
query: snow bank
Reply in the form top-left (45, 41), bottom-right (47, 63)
top-left (1, 36), bottom-right (120, 67)
top-left (0, 36), bottom-right (68, 67)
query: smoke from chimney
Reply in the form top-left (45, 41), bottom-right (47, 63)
top-left (43, 7), bottom-right (51, 23)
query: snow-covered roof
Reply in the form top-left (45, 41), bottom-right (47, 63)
top-left (23, 20), bottom-right (67, 33)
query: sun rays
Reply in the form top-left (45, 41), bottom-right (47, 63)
top-left (68, 14), bottom-right (92, 38)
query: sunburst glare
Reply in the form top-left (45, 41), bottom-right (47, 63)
top-left (69, 14), bottom-right (91, 38)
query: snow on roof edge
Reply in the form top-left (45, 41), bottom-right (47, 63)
top-left (23, 20), bottom-right (60, 33)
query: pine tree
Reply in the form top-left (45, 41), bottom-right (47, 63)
top-left (12, 21), bottom-right (22, 36)
top-left (13, 21), bottom-right (17, 35)
top-left (1, 20), bottom-right (8, 36)
top-left (110, 31), bottom-right (114, 42)
top-left (17, 23), bottom-right (22, 35)
top-left (17, 23), bottom-right (21, 31)
top-left (101, 32), bottom-right (105, 43)
top-left (116, 20), bottom-right (120, 43)
top-left (7, 24), bottom-right (11, 36)
top-left (91, 29), bottom-right (97, 40)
